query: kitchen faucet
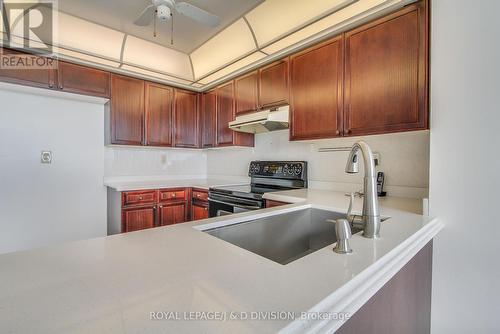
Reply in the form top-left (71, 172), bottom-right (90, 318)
top-left (345, 141), bottom-right (381, 238)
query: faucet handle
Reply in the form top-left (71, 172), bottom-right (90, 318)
top-left (332, 219), bottom-right (353, 254)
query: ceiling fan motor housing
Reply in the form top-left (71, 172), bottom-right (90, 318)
top-left (156, 5), bottom-right (171, 21)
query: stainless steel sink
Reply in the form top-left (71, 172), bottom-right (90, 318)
top-left (203, 208), bottom-right (362, 265)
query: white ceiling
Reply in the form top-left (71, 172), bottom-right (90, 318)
top-left (57, 0), bottom-right (264, 54)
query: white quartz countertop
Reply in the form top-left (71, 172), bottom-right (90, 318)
top-left (0, 189), bottom-right (442, 334)
top-left (263, 188), bottom-right (426, 215)
top-left (104, 176), bottom-right (249, 191)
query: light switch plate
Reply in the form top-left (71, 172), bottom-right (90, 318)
top-left (41, 151), bottom-right (52, 164)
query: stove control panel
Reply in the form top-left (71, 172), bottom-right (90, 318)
top-left (248, 161), bottom-right (307, 180)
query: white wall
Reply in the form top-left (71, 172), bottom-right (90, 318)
top-left (105, 146), bottom-right (206, 178)
top-left (0, 85), bottom-right (107, 254)
top-left (207, 130), bottom-right (430, 198)
top-left (429, 0), bottom-right (500, 332)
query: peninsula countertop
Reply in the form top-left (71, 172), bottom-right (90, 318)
top-left (0, 189), bottom-right (442, 334)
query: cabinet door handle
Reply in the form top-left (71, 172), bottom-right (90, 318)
top-left (172, 193), bottom-right (177, 198)
top-left (139, 196), bottom-right (143, 200)
top-left (196, 194), bottom-right (201, 198)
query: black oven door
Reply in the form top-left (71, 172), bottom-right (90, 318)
top-left (208, 193), bottom-right (263, 218)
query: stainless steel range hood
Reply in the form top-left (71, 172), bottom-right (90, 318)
top-left (229, 106), bottom-right (289, 134)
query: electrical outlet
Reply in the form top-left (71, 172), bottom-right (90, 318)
top-left (41, 151), bottom-right (52, 164)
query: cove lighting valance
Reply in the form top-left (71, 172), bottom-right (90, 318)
top-left (1, 0), bottom-right (417, 90)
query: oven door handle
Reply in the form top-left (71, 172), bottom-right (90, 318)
top-left (208, 198), bottom-right (261, 210)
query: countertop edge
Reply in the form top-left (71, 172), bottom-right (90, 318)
top-left (103, 177), bottom-right (249, 192)
top-left (262, 192), bottom-right (308, 203)
top-left (280, 217), bottom-right (444, 334)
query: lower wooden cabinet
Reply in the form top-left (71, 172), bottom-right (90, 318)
top-left (109, 187), bottom-right (200, 234)
top-left (265, 200), bottom-right (290, 208)
top-left (191, 203), bottom-right (209, 221)
top-left (191, 188), bottom-right (209, 220)
top-left (122, 205), bottom-right (157, 233)
top-left (159, 202), bottom-right (187, 226)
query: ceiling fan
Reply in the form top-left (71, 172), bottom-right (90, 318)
top-left (134, 0), bottom-right (221, 38)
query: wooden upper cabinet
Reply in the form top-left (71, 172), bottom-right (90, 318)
top-left (215, 82), bottom-right (235, 146)
top-left (145, 82), bottom-right (173, 147)
top-left (201, 90), bottom-right (216, 148)
top-left (57, 61), bottom-right (110, 97)
top-left (290, 36), bottom-right (344, 140)
top-left (174, 89), bottom-right (198, 148)
top-left (0, 48), bottom-right (57, 89)
top-left (110, 74), bottom-right (145, 145)
top-left (215, 81), bottom-right (254, 147)
top-left (259, 58), bottom-right (289, 108)
top-left (235, 71), bottom-right (258, 115)
top-left (344, 1), bottom-right (428, 136)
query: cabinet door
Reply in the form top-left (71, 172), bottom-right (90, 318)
top-left (0, 48), bottom-right (56, 89)
top-left (216, 82), bottom-right (235, 146)
top-left (290, 37), bottom-right (344, 140)
top-left (174, 89), bottom-right (198, 148)
top-left (159, 202), bottom-right (187, 226)
top-left (58, 61), bottom-right (110, 97)
top-left (122, 205), bottom-right (156, 233)
top-left (215, 82), bottom-right (254, 147)
top-left (265, 200), bottom-right (289, 208)
top-left (235, 71), bottom-right (258, 115)
top-left (145, 82), bottom-right (173, 146)
top-left (192, 203), bottom-right (209, 221)
top-left (259, 58), bottom-right (289, 108)
top-left (344, 1), bottom-right (428, 136)
top-left (111, 74), bottom-right (145, 145)
top-left (201, 90), bottom-right (216, 148)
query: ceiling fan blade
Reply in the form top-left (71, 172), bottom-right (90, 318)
top-left (175, 2), bottom-right (220, 27)
top-left (134, 4), bottom-right (156, 26)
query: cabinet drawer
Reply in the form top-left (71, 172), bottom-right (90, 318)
top-left (192, 189), bottom-right (208, 202)
top-left (122, 190), bottom-right (157, 206)
top-left (159, 188), bottom-right (187, 202)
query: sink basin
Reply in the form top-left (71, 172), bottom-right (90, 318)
top-left (203, 208), bottom-right (362, 265)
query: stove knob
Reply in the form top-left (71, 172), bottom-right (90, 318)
top-left (283, 164), bottom-right (289, 175)
top-left (293, 165), bottom-right (302, 175)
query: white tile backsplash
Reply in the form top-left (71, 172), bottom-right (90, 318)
top-left (207, 130), bottom-right (430, 198)
top-left (105, 130), bottom-right (430, 198)
top-left (105, 146), bottom-right (207, 177)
